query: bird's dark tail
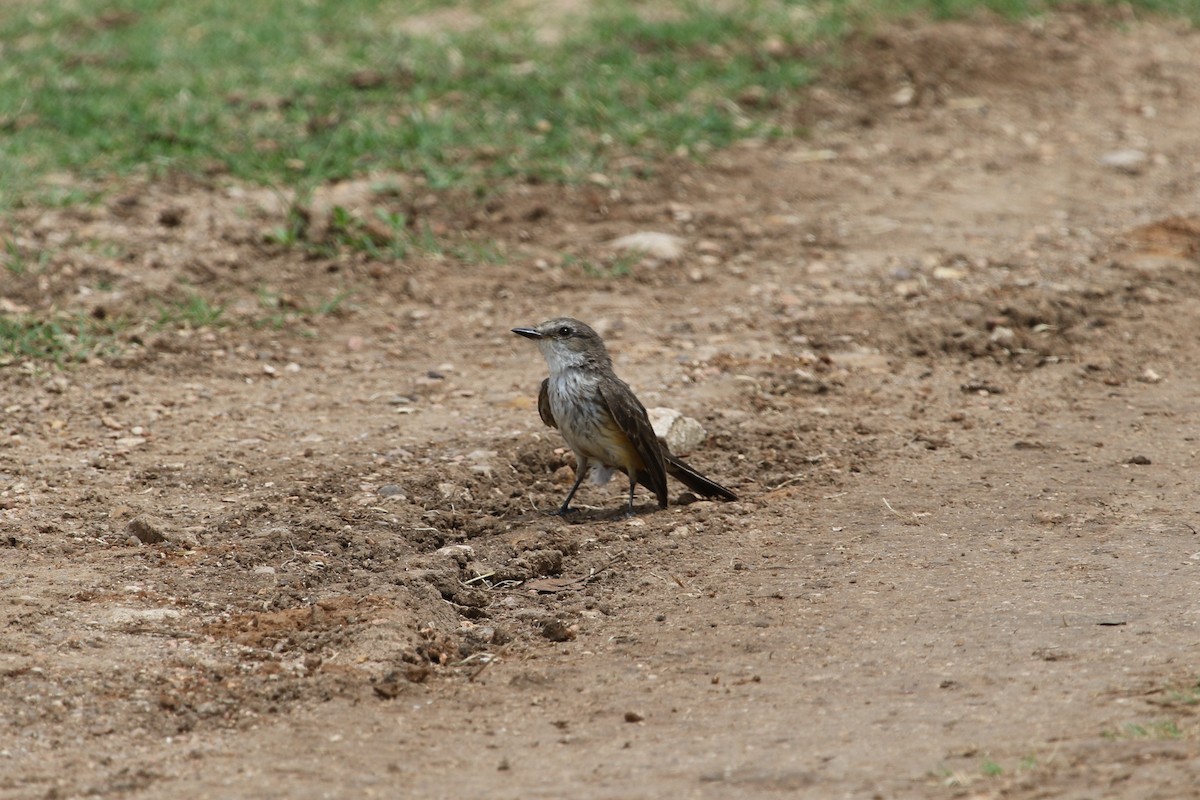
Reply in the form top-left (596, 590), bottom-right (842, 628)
top-left (663, 452), bottom-right (738, 502)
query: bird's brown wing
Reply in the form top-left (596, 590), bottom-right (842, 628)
top-left (536, 378), bottom-right (557, 429)
top-left (597, 377), bottom-right (668, 507)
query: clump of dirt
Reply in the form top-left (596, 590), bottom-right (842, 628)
top-left (902, 290), bottom-right (1089, 365)
top-left (828, 13), bottom-right (1093, 120)
top-left (1121, 214), bottom-right (1200, 260)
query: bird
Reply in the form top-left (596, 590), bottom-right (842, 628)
top-left (512, 317), bottom-right (738, 515)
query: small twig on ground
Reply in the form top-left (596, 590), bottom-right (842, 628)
top-left (647, 570), bottom-right (686, 589)
top-left (586, 551), bottom-right (629, 583)
top-left (767, 474), bottom-right (804, 491)
top-left (882, 497), bottom-right (923, 526)
top-left (488, 579), bottom-right (524, 590)
top-left (456, 651), bottom-right (500, 682)
top-left (468, 655), bottom-right (496, 682)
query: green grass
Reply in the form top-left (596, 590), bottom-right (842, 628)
top-left (1103, 720), bottom-right (1186, 740)
top-left (0, 314), bottom-right (123, 365)
top-left (566, 252), bottom-right (640, 279)
top-left (935, 751), bottom-right (1043, 786)
top-left (0, 0), bottom-right (803, 206)
top-left (855, 0), bottom-right (1200, 19)
top-left (6, 0), bottom-right (1192, 210)
top-left (1153, 677), bottom-right (1200, 707)
top-left (254, 287), bottom-right (352, 330)
top-left (266, 203), bottom-right (495, 261)
top-left (2, 237), bottom-right (52, 276)
top-left (155, 293), bottom-right (226, 329)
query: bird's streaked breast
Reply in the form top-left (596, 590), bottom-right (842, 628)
top-left (547, 370), bottom-right (639, 472)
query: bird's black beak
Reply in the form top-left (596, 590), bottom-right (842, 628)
top-left (512, 327), bottom-right (543, 340)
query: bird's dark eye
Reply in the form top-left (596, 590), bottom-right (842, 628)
top-left (557, 326), bottom-right (572, 337)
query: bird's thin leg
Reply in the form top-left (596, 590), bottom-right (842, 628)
top-left (625, 474), bottom-right (637, 515)
top-left (553, 459), bottom-right (588, 515)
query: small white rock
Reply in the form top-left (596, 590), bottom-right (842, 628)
top-left (609, 232), bottom-right (686, 261)
top-left (891, 84), bottom-right (916, 107)
top-left (647, 407), bottom-right (707, 454)
top-left (932, 266), bottom-right (966, 280)
top-left (1099, 149), bottom-right (1148, 174)
top-left (1139, 368), bottom-right (1163, 384)
top-left (989, 326), bottom-right (1016, 344)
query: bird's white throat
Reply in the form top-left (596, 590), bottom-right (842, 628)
top-left (538, 340), bottom-right (590, 374)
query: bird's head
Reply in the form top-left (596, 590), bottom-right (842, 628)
top-left (512, 317), bottom-right (610, 372)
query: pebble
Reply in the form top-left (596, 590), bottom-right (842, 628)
top-left (932, 266), bottom-right (966, 280)
top-left (667, 202), bottom-right (694, 222)
top-left (539, 619), bottom-right (576, 642)
top-left (466, 450), bottom-right (496, 477)
top-left (377, 483), bottom-right (405, 498)
top-left (609, 232), bottom-right (685, 261)
top-left (891, 84), bottom-right (916, 106)
top-left (1099, 149), bottom-right (1148, 174)
top-left (647, 407), bottom-right (706, 453)
top-left (989, 326), bottom-right (1016, 344)
top-left (436, 544), bottom-right (474, 560)
top-left (44, 376), bottom-right (70, 394)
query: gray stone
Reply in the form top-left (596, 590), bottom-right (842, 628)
top-left (647, 407), bottom-right (707, 454)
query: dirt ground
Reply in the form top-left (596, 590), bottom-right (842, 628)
top-left (3, 10), bottom-right (1200, 799)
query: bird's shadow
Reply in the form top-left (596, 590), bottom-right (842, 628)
top-left (507, 504), bottom-right (655, 525)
